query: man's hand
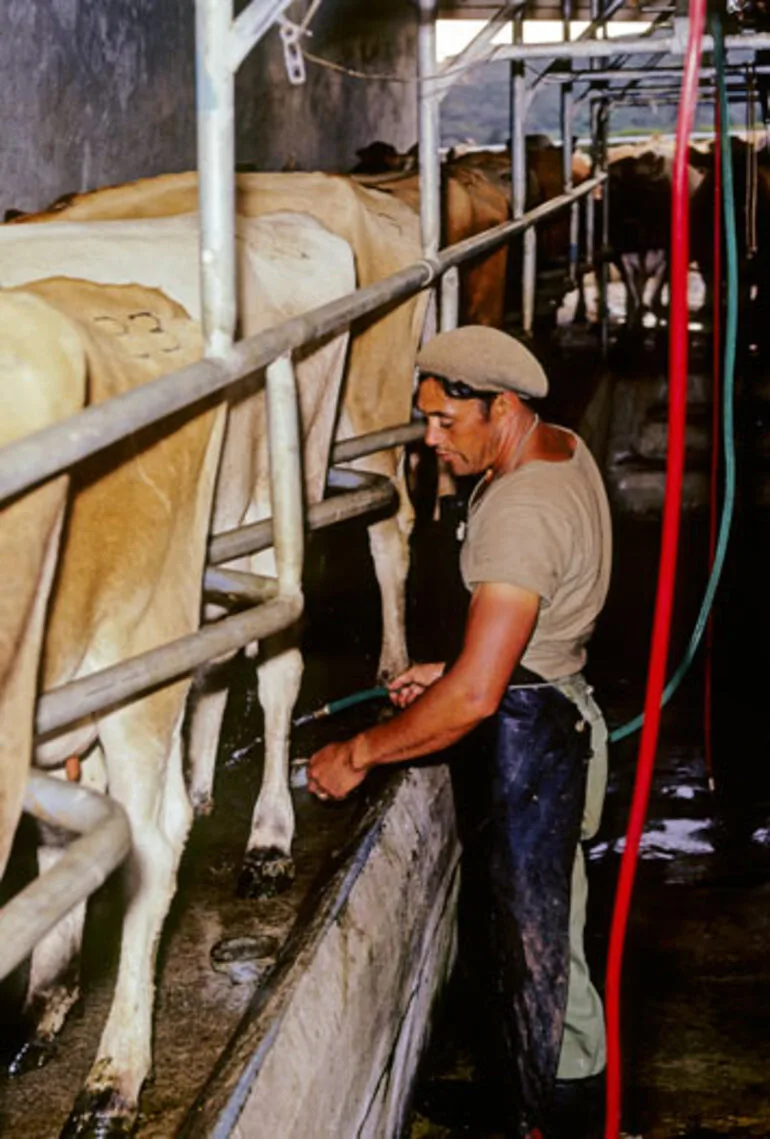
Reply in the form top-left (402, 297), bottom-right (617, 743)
top-left (307, 737), bottom-right (368, 801)
top-left (388, 661), bottom-right (445, 708)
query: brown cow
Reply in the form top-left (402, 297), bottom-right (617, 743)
top-left (351, 161), bottom-right (511, 329)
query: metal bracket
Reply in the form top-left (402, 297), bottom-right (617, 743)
top-left (278, 17), bottom-right (306, 85)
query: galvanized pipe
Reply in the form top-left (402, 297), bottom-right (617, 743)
top-left (418, 0), bottom-right (441, 341)
top-left (0, 774), bottom-right (131, 981)
top-left (491, 30), bottom-right (770, 61)
top-left (35, 594), bottom-right (303, 739)
top-left (265, 355), bottom-right (303, 596)
top-left (331, 422), bottom-right (426, 465)
top-left (510, 16), bottom-right (537, 336)
top-left (434, 1), bottom-right (526, 100)
top-left (0, 178), bottom-right (601, 508)
top-left (440, 266), bottom-right (460, 331)
top-left (228, 0), bottom-right (294, 71)
top-left (195, 0), bottom-right (237, 358)
top-left (203, 567), bottom-right (279, 604)
top-left (598, 98), bottom-right (611, 359)
top-left (549, 64), bottom-right (770, 82)
top-left (208, 468), bottom-right (398, 565)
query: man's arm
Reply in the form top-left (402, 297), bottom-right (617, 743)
top-left (307, 581), bottom-right (539, 799)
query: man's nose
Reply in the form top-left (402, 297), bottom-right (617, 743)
top-left (424, 420), bottom-right (441, 448)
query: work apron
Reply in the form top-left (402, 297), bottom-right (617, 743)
top-left (460, 669), bottom-right (592, 1135)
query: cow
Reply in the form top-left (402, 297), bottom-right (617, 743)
top-left (0, 211), bottom-right (356, 1132)
top-left (689, 136), bottom-right (770, 352)
top-left (445, 141), bottom-right (593, 327)
top-left (0, 276), bottom-right (226, 1135)
top-left (0, 292), bottom-right (86, 882)
top-left (600, 143), bottom-right (705, 333)
top-left (350, 161), bottom-right (511, 329)
top-left (2, 176), bottom-right (426, 898)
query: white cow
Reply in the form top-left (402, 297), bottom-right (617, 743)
top-left (0, 212), bottom-right (355, 1134)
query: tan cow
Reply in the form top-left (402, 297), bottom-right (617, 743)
top-left (0, 293), bottom-right (85, 880)
top-left (6, 277), bottom-right (225, 1135)
top-left (0, 211), bottom-right (355, 1132)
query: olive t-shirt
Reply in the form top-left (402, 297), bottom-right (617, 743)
top-left (459, 431), bottom-right (612, 680)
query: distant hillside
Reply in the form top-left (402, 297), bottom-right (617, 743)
top-left (440, 60), bottom-right (737, 147)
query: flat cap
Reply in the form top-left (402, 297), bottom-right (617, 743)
top-left (415, 325), bottom-right (548, 399)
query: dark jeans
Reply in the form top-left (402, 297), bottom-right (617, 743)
top-left (453, 683), bottom-right (591, 1137)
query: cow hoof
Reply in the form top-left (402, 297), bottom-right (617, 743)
top-left (237, 848), bottom-right (295, 899)
top-left (8, 1036), bottom-right (56, 1076)
top-left (210, 934), bottom-right (280, 984)
top-left (190, 790), bottom-right (214, 818)
top-left (60, 1087), bottom-right (136, 1138)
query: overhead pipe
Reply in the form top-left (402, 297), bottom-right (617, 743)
top-left (0, 775), bottom-right (131, 981)
top-left (491, 29), bottom-right (770, 60)
top-left (561, 0), bottom-right (579, 290)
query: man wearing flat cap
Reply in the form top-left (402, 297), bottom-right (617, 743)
top-left (308, 325), bottom-right (611, 1139)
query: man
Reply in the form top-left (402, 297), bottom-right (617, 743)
top-left (308, 325), bottom-right (611, 1138)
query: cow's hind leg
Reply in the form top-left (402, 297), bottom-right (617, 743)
top-left (238, 635), bottom-right (301, 899)
top-left (9, 749), bottom-right (107, 1076)
top-left (62, 691), bottom-right (192, 1138)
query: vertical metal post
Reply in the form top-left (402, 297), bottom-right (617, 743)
top-left (265, 355), bottom-right (304, 597)
top-left (511, 12), bottom-right (536, 335)
top-left (418, 0), bottom-right (441, 339)
top-left (598, 96), bottom-right (610, 358)
top-left (196, 0), bottom-right (237, 357)
top-left (561, 0), bottom-right (578, 291)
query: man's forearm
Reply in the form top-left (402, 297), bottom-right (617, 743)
top-left (352, 669), bottom-right (493, 772)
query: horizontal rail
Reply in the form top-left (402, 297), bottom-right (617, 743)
top-left (0, 774), bottom-right (131, 981)
top-left (203, 567), bottom-right (279, 604)
top-left (208, 468), bottom-right (397, 565)
top-left (0, 176), bottom-right (603, 508)
top-left (36, 469), bottom-right (396, 740)
top-left (330, 422), bottom-right (426, 465)
top-left (36, 594), bottom-right (303, 740)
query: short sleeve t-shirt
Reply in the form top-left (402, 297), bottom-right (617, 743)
top-left (459, 431), bottom-right (612, 680)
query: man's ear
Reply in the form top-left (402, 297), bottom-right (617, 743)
top-left (491, 391), bottom-right (519, 421)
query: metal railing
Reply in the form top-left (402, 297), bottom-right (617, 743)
top-left (0, 0), bottom-right (607, 981)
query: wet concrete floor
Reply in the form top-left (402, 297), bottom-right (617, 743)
top-left (405, 327), bottom-right (770, 1139)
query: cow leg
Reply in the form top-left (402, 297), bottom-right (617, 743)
top-left (62, 694), bottom-right (192, 1138)
top-left (238, 636), bottom-right (302, 899)
top-left (619, 253), bottom-right (643, 330)
top-left (186, 661), bottom-right (231, 817)
top-left (9, 749), bottom-right (107, 1076)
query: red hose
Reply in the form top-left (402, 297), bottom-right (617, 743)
top-left (603, 3), bottom-right (707, 1135)
top-left (704, 93), bottom-right (722, 789)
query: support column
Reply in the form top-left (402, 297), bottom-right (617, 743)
top-left (195, 0), bottom-right (237, 357)
top-left (511, 12), bottom-right (535, 336)
top-left (418, 0), bottom-right (442, 339)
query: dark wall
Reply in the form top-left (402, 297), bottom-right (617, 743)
top-left (236, 0), bottom-right (418, 172)
top-left (1, 0), bottom-right (417, 217)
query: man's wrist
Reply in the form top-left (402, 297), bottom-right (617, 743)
top-left (350, 732), bottom-right (375, 774)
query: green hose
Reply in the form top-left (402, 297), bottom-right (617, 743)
top-left (609, 14), bottom-right (737, 744)
top-left (297, 27), bottom-right (738, 744)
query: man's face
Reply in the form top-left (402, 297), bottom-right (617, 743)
top-left (416, 376), bottom-right (499, 477)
